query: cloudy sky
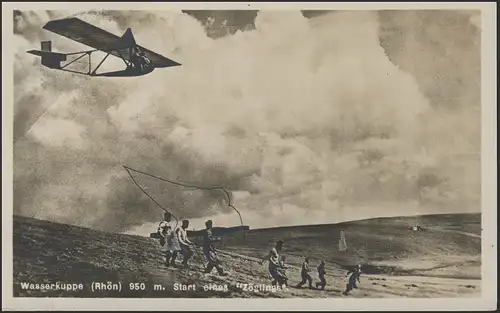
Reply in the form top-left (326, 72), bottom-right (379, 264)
top-left (13, 9), bottom-right (481, 234)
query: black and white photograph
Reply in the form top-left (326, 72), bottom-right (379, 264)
top-left (2, 2), bottom-right (497, 311)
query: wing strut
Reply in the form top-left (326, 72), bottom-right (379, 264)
top-left (60, 52), bottom-right (90, 70)
top-left (91, 52), bottom-right (110, 75)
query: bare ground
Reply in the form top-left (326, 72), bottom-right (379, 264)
top-left (13, 213), bottom-right (481, 298)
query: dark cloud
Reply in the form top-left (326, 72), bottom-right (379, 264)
top-left (13, 10), bottom-right (480, 232)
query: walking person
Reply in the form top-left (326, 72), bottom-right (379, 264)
top-left (343, 264), bottom-right (362, 295)
top-left (260, 240), bottom-right (287, 287)
top-left (296, 256), bottom-right (313, 289)
top-left (158, 211), bottom-right (181, 267)
top-left (176, 219), bottom-right (194, 268)
top-left (202, 220), bottom-right (226, 276)
top-left (277, 255), bottom-right (289, 287)
top-left (315, 260), bottom-right (327, 290)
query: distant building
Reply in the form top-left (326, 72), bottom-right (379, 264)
top-left (187, 225), bottom-right (250, 245)
top-left (187, 225), bottom-right (249, 237)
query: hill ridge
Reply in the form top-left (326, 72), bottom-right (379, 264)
top-left (13, 212), bottom-right (481, 238)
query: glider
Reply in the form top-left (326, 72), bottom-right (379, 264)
top-left (27, 17), bottom-right (181, 77)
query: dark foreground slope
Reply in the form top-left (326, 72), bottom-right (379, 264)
top-left (13, 213), bottom-right (481, 298)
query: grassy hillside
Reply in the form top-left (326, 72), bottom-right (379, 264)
top-left (224, 213), bottom-right (481, 278)
top-left (13, 213), bottom-right (481, 298)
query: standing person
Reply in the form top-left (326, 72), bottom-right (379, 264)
top-left (202, 220), bottom-right (226, 276)
top-left (260, 240), bottom-right (287, 287)
top-left (176, 219), bottom-right (194, 268)
top-left (296, 256), bottom-right (313, 289)
top-left (315, 260), bottom-right (327, 290)
top-left (158, 211), bottom-right (181, 268)
top-left (343, 264), bottom-right (362, 296)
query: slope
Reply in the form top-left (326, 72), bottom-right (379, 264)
top-left (13, 213), bottom-right (481, 298)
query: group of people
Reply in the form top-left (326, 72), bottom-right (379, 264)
top-left (158, 212), bottom-right (362, 295)
top-left (157, 212), bottom-right (226, 276)
top-left (261, 240), bottom-right (362, 295)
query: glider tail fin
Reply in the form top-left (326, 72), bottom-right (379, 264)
top-left (27, 41), bottom-right (67, 69)
top-left (41, 40), bottom-right (52, 52)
